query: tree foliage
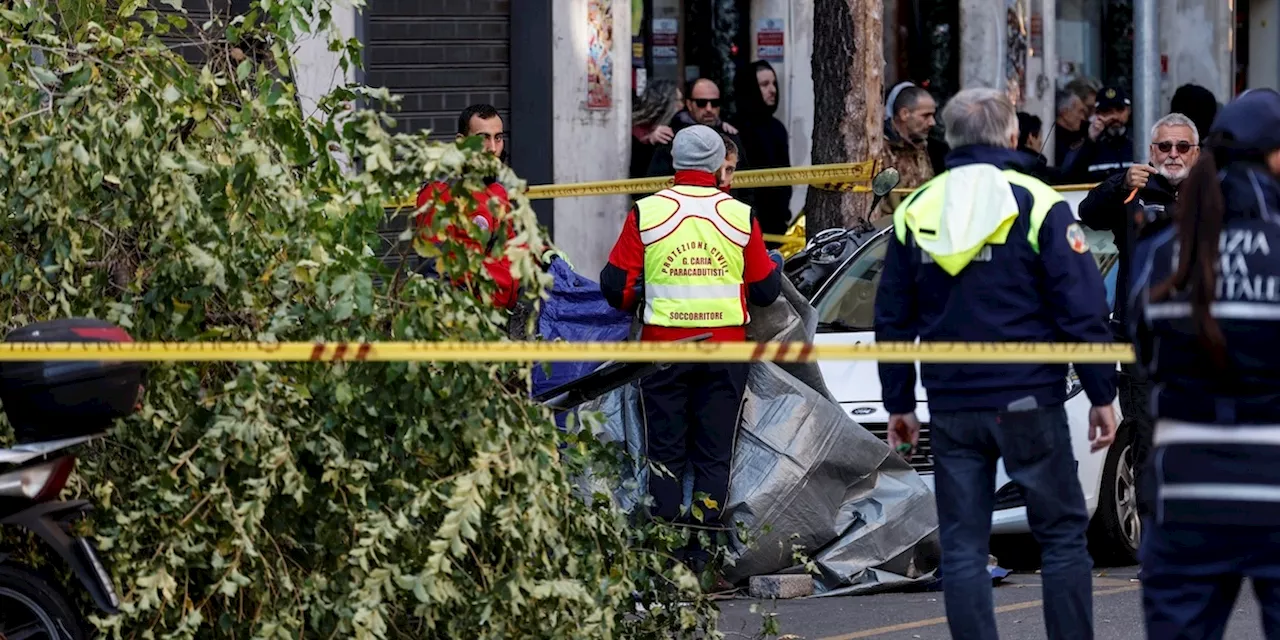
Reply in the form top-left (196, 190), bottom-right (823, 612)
top-left (0, 1), bottom-right (726, 637)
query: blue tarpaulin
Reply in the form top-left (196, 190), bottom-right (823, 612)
top-left (531, 259), bottom-right (633, 426)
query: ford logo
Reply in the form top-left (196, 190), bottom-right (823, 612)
top-left (851, 407), bottom-right (874, 415)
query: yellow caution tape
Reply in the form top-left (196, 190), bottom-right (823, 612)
top-left (0, 341), bottom-right (1135, 363)
top-left (762, 233), bottom-right (805, 247)
top-left (887, 181), bottom-right (1098, 196)
top-left (387, 163), bottom-right (1099, 209)
top-left (527, 162), bottom-right (876, 199)
top-left (387, 162), bottom-right (876, 208)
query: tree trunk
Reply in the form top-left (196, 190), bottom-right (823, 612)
top-left (805, 0), bottom-right (885, 240)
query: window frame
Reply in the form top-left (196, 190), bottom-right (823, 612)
top-left (810, 228), bottom-right (894, 332)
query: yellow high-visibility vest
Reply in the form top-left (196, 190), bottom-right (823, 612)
top-left (893, 168), bottom-right (1065, 275)
top-left (637, 185), bottom-right (752, 328)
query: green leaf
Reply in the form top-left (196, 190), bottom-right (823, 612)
top-left (117, 0), bottom-right (144, 18)
top-left (30, 65), bottom-right (59, 87)
top-left (123, 114), bottom-right (143, 138)
top-left (161, 84), bottom-right (181, 103)
top-left (335, 382), bottom-right (353, 405)
top-left (331, 274), bottom-right (352, 295)
top-left (0, 10), bottom-right (27, 25)
top-left (332, 295), bottom-right (353, 321)
top-left (236, 59), bottom-right (252, 82)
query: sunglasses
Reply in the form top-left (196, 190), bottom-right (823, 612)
top-left (691, 98), bottom-right (722, 108)
top-left (1153, 141), bottom-right (1197, 154)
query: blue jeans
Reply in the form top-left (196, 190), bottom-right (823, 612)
top-left (931, 404), bottom-right (1094, 640)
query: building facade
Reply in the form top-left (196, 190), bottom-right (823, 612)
top-left (295, 0), bottom-right (1261, 276)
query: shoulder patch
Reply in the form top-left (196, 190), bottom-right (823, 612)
top-left (1066, 223), bottom-right (1089, 254)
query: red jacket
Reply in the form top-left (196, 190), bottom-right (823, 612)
top-left (415, 179), bottom-right (520, 309)
top-left (598, 170), bottom-right (782, 342)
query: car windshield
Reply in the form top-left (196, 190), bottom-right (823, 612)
top-left (814, 227), bottom-right (1121, 332)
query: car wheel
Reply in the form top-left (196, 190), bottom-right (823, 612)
top-left (1087, 422), bottom-right (1141, 565)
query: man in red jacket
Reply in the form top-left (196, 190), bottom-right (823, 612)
top-left (415, 104), bottom-right (520, 309)
top-left (600, 125), bottom-right (782, 570)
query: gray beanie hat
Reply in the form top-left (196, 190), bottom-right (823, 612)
top-left (671, 125), bottom-right (726, 174)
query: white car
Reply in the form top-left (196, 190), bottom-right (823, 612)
top-left (789, 191), bottom-right (1140, 563)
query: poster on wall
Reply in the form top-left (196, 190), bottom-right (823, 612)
top-left (756, 18), bottom-right (784, 63)
top-left (1005, 0), bottom-right (1028, 106)
top-left (652, 18), bottom-right (678, 61)
top-left (587, 0), bottom-right (614, 109)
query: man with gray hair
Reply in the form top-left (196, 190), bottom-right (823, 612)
top-left (600, 124), bottom-right (782, 575)
top-left (1077, 111), bottom-right (1201, 525)
top-left (1054, 89), bottom-right (1090, 166)
top-left (876, 87), bottom-right (1117, 640)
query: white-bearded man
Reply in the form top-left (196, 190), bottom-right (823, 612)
top-left (1077, 111), bottom-right (1202, 524)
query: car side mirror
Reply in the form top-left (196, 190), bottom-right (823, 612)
top-left (871, 168), bottom-right (901, 197)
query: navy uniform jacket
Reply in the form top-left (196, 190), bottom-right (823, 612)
top-left (1078, 169), bottom-right (1180, 331)
top-left (876, 146), bottom-right (1118, 414)
top-left (1129, 162), bottom-right (1280, 528)
top-left (1062, 129), bottom-right (1135, 184)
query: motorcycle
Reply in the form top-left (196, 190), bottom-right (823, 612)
top-left (783, 167), bottom-right (902, 298)
top-left (0, 318), bottom-right (143, 639)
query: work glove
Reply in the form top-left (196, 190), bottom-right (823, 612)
top-left (768, 249), bottom-right (785, 271)
top-left (541, 248), bottom-right (573, 269)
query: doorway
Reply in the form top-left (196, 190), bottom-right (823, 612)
top-left (634, 0), bottom-right (752, 104)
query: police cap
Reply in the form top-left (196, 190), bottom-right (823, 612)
top-left (1096, 86), bottom-right (1131, 113)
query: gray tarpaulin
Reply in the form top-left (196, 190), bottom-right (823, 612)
top-left (578, 278), bottom-right (941, 594)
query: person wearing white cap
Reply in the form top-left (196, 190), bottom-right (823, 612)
top-left (599, 124), bottom-right (783, 575)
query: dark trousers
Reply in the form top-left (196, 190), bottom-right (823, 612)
top-left (640, 362), bottom-right (748, 525)
top-left (1141, 521), bottom-right (1280, 639)
top-left (931, 404), bottom-right (1094, 640)
top-left (1119, 362), bottom-right (1156, 518)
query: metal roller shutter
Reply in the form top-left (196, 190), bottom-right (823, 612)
top-left (364, 1), bottom-right (512, 139)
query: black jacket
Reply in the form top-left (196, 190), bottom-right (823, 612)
top-left (1016, 147), bottom-right (1068, 185)
top-left (1078, 169), bottom-right (1179, 332)
top-left (927, 132), bottom-right (951, 176)
top-left (1062, 128), bottom-right (1135, 184)
top-left (630, 132), bottom-right (658, 180)
top-left (1054, 126), bottom-right (1085, 167)
top-left (730, 61), bottom-right (792, 235)
top-left (646, 111), bottom-right (748, 186)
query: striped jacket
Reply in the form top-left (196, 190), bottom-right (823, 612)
top-left (1130, 163), bottom-right (1280, 527)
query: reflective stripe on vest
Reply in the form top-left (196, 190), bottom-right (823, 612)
top-left (893, 168), bottom-right (1065, 270)
top-left (637, 185), bottom-right (751, 328)
top-left (638, 188), bottom-right (752, 247)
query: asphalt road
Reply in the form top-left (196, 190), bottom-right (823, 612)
top-left (717, 565), bottom-right (1267, 639)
